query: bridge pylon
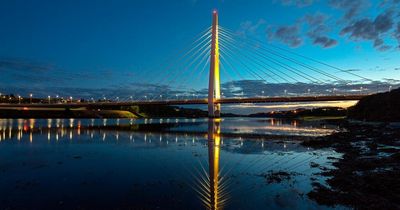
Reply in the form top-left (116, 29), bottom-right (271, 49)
top-left (208, 10), bottom-right (221, 118)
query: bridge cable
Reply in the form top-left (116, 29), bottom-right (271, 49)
top-left (221, 27), bottom-right (371, 82)
top-left (150, 41), bottom-right (211, 100)
top-left (219, 30), bottom-right (325, 84)
top-left (219, 31), bottom-right (303, 83)
top-left (146, 27), bottom-right (211, 85)
top-left (220, 28), bottom-right (346, 83)
top-left (219, 33), bottom-right (297, 83)
top-left (150, 39), bottom-right (211, 100)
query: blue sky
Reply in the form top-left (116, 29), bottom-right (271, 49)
top-left (0, 0), bottom-right (399, 98)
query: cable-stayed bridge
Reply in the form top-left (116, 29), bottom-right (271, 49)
top-left (0, 11), bottom-right (373, 117)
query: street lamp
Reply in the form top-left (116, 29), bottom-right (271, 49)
top-left (261, 90), bottom-right (264, 97)
top-left (18, 95), bottom-right (21, 104)
top-left (144, 95), bottom-right (147, 101)
top-left (48, 96), bottom-right (51, 104)
top-left (284, 89), bottom-right (287, 96)
top-left (130, 96), bottom-right (133, 101)
top-left (70, 96), bottom-right (73, 103)
top-left (389, 85), bottom-right (392, 92)
top-left (30, 93), bottom-right (33, 104)
top-left (307, 89), bottom-right (310, 95)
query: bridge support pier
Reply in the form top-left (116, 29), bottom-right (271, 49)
top-left (208, 10), bottom-right (221, 118)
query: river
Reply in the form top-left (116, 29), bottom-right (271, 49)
top-left (0, 118), bottom-right (347, 209)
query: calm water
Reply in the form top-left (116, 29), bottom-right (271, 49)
top-left (0, 118), bottom-right (345, 209)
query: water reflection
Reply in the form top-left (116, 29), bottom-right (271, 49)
top-left (0, 118), bottom-right (335, 143)
top-left (0, 118), bottom-right (341, 209)
top-left (205, 119), bottom-right (223, 209)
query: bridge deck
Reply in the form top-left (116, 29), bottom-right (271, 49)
top-left (0, 95), bottom-right (366, 109)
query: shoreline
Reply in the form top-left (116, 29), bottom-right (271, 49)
top-left (303, 120), bottom-right (400, 209)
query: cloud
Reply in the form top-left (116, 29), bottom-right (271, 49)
top-left (342, 69), bottom-right (362, 72)
top-left (379, 0), bottom-right (400, 7)
top-left (252, 1), bottom-right (400, 51)
top-left (302, 13), bottom-right (338, 48)
top-left (2, 79), bottom-right (400, 99)
top-left (302, 13), bottom-right (327, 26)
top-left (218, 80), bottom-right (400, 98)
top-left (279, 0), bottom-right (316, 7)
top-left (0, 58), bottom-right (54, 73)
top-left (237, 19), bottom-right (267, 37)
top-left (340, 10), bottom-right (395, 50)
top-left (274, 25), bottom-right (303, 47)
top-left (328, 0), bottom-right (370, 20)
top-left (382, 78), bottom-right (400, 83)
top-left (0, 57), bottom-right (117, 88)
top-left (312, 36), bottom-right (338, 48)
top-left (395, 22), bottom-right (400, 48)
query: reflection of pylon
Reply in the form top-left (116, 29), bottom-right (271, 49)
top-left (208, 10), bottom-right (221, 118)
top-left (208, 119), bottom-right (221, 209)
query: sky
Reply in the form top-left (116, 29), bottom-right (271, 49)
top-left (0, 0), bottom-right (399, 99)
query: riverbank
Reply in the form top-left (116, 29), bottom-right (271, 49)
top-left (348, 87), bottom-right (400, 122)
top-left (303, 121), bottom-right (400, 209)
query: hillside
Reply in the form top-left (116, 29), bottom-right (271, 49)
top-left (348, 88), bottom-right (400, 122)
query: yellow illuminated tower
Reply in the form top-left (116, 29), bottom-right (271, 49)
top-left (208, 10), bottom-right (221, 118)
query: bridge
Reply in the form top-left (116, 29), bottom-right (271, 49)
top-left (0, 95), bottom-right (365, 109)
top-left (0, 10), bottom-right (374, 117)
